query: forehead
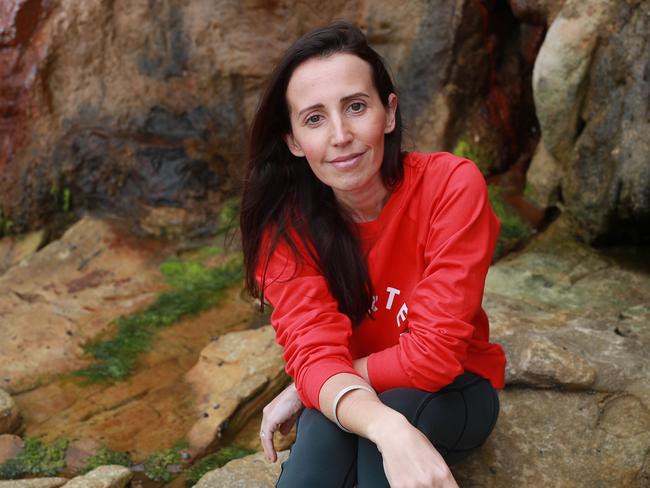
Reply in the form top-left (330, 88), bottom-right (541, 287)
top-left (286, 53), bottom-right (375, 112)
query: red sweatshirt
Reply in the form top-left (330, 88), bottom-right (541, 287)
top-left (257, 152), bottom-right (506, 410)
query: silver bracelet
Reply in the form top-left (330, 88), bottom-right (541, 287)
top-left (332, 384), bottom-right (375, 433)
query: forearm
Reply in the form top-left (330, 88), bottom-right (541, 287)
top-left (317, 372), bottom-right (408, 443)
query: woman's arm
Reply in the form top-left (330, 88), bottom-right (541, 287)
top-left (319, 372), bottom-right (459, 488)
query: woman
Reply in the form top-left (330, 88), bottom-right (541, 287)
top-left (240, 21), bottom-right (505, 488)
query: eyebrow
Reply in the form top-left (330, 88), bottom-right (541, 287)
top-left (297, 92), bottom-right (371, 118)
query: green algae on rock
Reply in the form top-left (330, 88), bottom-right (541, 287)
top-left (488, 185), bottom-right (533, 259)
top-left (79, 447), bottom-right (132, 474)
top-left (0, 438), bottom-right (69, 480)
top-left (74, 256), bottom-right (244, 382)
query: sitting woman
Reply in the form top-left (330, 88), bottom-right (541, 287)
top-left (240, 21), bottom-right (505, 488)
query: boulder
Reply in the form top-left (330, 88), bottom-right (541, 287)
top-left (60, 466), bottom-right (131, 488)
top-left (194, 451), bottom-right (288, 488)
top-left (532, 0), bottom-right (650, 242)
top-left (452, 216), bottom-right (650, 486)
top-left (0, 390), bottom-right (20, 435)
top-left (185, 327), bottom-right (289, 457)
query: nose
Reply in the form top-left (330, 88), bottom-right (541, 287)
top-left (330, 115), bottom-right (352, 146)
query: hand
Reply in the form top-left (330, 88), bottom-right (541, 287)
top-left (374, 416), bottom-right (459, 488)
top-left (260, 382), bottom-right (304, 463)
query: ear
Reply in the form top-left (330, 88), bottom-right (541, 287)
top-left (384, 93), bottom-right (398, 134)
top-left (283, 133), bottom-right (305, 157)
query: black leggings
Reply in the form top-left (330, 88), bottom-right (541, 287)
top-left (276, 372), bottom-right (499, 487)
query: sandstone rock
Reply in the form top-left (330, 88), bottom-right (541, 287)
top-left (0, 0), bottom-right (531, 238)
top-left (0, 230), bottom-right (45, 276)
top-left (453, 216), bottom-right (650, 485)
top-left (454, 389), bottom-right (650, 487)
top-left (0, 479), bottom-right (68, 488)
top-left (185, 327), bottom-right (289, 456)
top-left (194, 450), bottom-right (288, 488)
top-left (0, 435), bottom-right (23, 465)
top-left (501, 333), bottom-right (597, 388)
top-left (0, 389), bottom-right (20, 434)
top-left (61, 466), bottom-right (131, 488)
top-left (0, 215), bottom-right (170, 394)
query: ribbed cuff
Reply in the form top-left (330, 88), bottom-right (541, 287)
top-left (299, 360), bottom-right (363, 410)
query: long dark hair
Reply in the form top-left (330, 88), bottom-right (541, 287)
top-left (240, 21), bottom-right (404, 326)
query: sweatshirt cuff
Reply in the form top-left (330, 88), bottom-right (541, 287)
top-left (299, 360), bottom-right (363, 411)
top-left (367, 346), bottom-right (411, 392)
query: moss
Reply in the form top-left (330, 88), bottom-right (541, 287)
top-left (184, 447), bottom-right (255, 487)
top-left (74, 256), bottom-right (244, 382)
top-left (80, 447), bottom-right (132, 474)
top-left (216, 197), bottom-right (240, 236)
top-left (62, 188), bottom-right (72, 214)
top-left (453, 138), bottom-right (493, 177)
top-left (489, 185), bottom-right (533, 259)
top-left (144, 447), bottom-right (181, 483)
top-left (0, 208), bottom-right (13, 237)
top-left (0, 437), bottom-right (69, 480)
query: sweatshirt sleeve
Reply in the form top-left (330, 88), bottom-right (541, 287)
top-left (256, 235), bottom-right (363, 410)
top-left (366, 160), bottom-right (500, 392)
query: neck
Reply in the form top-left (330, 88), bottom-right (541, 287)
top-left (334, 181), bottom-right (390, 223)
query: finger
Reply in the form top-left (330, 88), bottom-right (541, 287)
top-left (260, 426), bottom-right (277, 462)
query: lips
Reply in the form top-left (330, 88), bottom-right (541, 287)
top-left (328, 151), bottom-right (366, 168)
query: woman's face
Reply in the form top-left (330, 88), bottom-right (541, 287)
top-left (284, 53), bottom-right (397, 204)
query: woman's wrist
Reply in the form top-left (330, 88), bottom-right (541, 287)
top-left (365, 407), bottom-right (410, 445)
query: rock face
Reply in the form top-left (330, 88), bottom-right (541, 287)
top-left (530, 0), bottom-right (650, 242)
top-left (194, 450), bottom-right (288, 488)
top-left (0, 0), bottom-right (535, 237)
top-left (185, 327), bottom-right (288, 457)
top-left (0, 390), bottom-right (20, 435)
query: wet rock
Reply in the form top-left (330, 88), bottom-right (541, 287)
top-left (61, 465), bottom-right (131, 488)
top-left (0, 216), bottom-right (170, 394)
top-left (0, 389), bottom-right (20, 434)
top-left (0, 479), bottom-right (68, 488)
top-left (185, 326), bottom-right (288, 457)
top-left (0, 434), bottom-right (23, 464)
top-left (194, 450), bottom-right (288, 488)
